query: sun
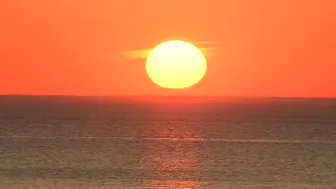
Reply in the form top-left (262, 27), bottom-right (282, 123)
top-left (145, 40), bottom-right (207, 89)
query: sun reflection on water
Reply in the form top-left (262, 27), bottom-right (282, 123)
top-left (149, 180), bottom-right (203, 189)
top-left (142, 121), bottom-right (207, 189)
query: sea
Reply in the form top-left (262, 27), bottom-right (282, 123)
top-left (0, 96), bottom-right (335, 189)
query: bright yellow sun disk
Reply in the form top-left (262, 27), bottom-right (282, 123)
top-left (146, 40), bottom-right (207, 89)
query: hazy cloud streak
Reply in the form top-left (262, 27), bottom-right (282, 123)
top-left (120, 41), bottom-right (219, 60)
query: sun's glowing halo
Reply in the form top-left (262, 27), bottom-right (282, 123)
top-left (145, 40), bottom-right (207, 89)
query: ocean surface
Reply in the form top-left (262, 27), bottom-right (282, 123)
top-left (0, 96), bottom-right (335, 188)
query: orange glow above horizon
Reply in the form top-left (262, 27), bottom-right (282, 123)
top-left (1, 1), bottom-right (336, 97)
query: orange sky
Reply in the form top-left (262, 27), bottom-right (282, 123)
top-left (1, 0), bottom-right (335, 97)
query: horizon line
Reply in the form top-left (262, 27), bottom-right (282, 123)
top-left (0, 94), bottom-right (335, 100)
